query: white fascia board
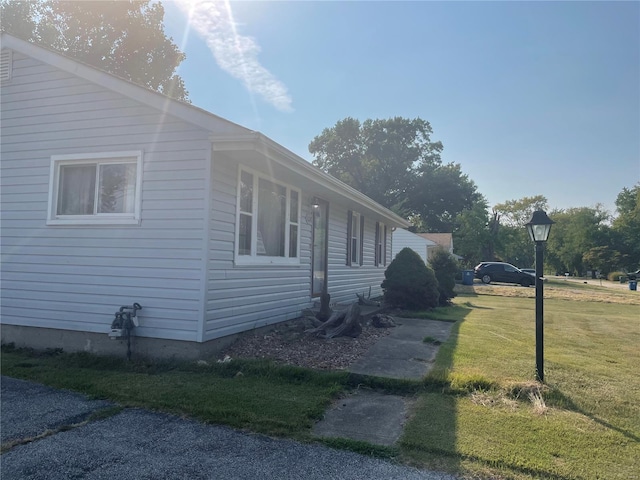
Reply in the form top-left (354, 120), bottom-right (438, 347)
top-left (0, 33), bottom-right (251, 135)
top-left (211, 133), bottom-right (410, 228)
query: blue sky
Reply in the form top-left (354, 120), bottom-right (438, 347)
top-left (162, 1), bottom-right (639, 216)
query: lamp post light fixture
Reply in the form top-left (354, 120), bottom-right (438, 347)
top-left (525, 210), bottom-right (554, 383)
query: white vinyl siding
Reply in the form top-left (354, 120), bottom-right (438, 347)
top-left (326, 206), bottom-right (391, 304)
top-left (0, 51), bottom-right (213, 341)
top-left (391, 228), bottom-right (435, 265)
top-left (205, 156), bottom-right (311, 341)
top-left (1, 40), bottom-right (407, 348)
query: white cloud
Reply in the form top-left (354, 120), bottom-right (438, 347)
top-left (174, 0), bottom-right (293, 112)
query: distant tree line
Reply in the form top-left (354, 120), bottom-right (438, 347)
top-left (309, 117), bottom-right (640, 276)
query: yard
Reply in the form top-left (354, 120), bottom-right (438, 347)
top-left (2, 280), bottom-right (639, 479)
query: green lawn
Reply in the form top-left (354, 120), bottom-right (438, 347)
top-left (0, 354), bottom-right (347, 439)
top-left (2, 287), bottom-right (639, 479)
top-left (402, 291), bottom-right (640, 479)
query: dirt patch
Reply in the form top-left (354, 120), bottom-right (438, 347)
top-left (457, 283), bottom-right (640, 305)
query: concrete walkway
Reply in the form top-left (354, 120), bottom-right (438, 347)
top-left (349, 317), bottom-right (453, 379)
top-left (313, 316), bottom-right (454, 446)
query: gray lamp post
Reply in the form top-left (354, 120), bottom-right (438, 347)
top-left (525, 210), bottom-right (554, 382)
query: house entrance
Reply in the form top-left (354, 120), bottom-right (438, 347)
top-left (311, 199), bottom-right (329, 297)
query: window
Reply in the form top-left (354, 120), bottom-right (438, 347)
top-left (346, 210), bottom-right (364, 266)
top-left (236, 168), bottom-right (300, 264)
top-left (48, 151), bottom-right (142, 225)
top-left (375, 222), bottom-right (387, 266)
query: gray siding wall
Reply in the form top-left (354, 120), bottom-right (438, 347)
top-left (326, 206), bottom-right (390, 305)
top-left (204, 162), bottom-right (392, 341)
top-left (204, 157), bottom-right (312, 340)
top-left (0, 51), bottom-right (216, 342)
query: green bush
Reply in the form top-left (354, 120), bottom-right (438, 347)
top-left (608, 271), bottom-right (626, 282)
top-left (382, 247), bottom-right (440, 309)
top-left (428, 248), bottom-right (459, 306)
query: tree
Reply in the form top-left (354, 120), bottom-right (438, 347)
top-left (309, 117), bottom-right (443, 213)
top-left (428, 248), bottom-right (458, 306)
top-left (492, 196), bottom-right (549, 268)
top-left (612, 183), bottom-right (640, 269)
top-left (0, 0), bottom-right (188, 101)
top-left (452, 200), bottom-right (492, 267)
top-left (582, 246), bottom-right (621, 276)
top-left (309, 116), bottom-right (481, 229)
top-left (409, 162), bottom-right (483, 232)
top-left (545, 206), bottom-right (611, 275)
top-left (493, 195), bottom-right (549, 228)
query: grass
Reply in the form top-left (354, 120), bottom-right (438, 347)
top-left (397, 304), bottom-right (469, 322)
top-left (401, 288), bottom-right (640, 479)
top-left (0, 351), bottom-right (348, 439)
top-left (3, 283), bottom-right (639, 479)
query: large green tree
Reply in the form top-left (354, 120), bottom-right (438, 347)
top-left (545, 206), bottom-right (611, 275)
top-left (612, 183), bottom-right (640, 269)
top-left (409, 162), bottom-right (482, 232)
top-left (309, 117), bottom-right (443, 212)
top-left (309, 116), bottom-right (481, 231)
top-left (492, 195), bottom-right (550, 268)
top-left (493, 195), bottom-right (549, 228)
top-left (452, 200), bottom-right (492, 267)
top-left (0, 0), bottom-right (188, 101)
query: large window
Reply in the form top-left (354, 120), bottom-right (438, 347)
top-left (236, 168), bottom-right (300, 264)
top-left (346, 210), bottom-right (364, 266)
top-left (47, 151), bottom-right (142, 225)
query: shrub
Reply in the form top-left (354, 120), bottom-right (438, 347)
top-left (428, 247), bottom-right (459, 306)
top-left (382, 247), bottom-right (439, 310)
top-left (608, 271), bottom-right (626, 282)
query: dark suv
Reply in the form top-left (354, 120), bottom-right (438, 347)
top-left (474, 262), bottom-right (534, 287)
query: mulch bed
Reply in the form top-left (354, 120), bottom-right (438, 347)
top-left (219, 318), bottom-right (393, 370)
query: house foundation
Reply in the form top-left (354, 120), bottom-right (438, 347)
top-left (0, 325), bottom-right (239, 361)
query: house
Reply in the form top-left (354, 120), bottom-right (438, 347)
top-left (0, 34), bottom-right (409, 359)
top-left (417, 233), bottom-right (459, 261)
top-left (418, 233), bottom-right (455, 256)
top-left (391, 228), bottom-right (438, 265)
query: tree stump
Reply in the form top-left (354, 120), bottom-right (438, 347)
top-left (317, 292), bottom-right (332, 322)
top-left (306, 301), bottom-right (362, 338)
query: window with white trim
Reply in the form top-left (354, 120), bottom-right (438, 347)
top-left (236, 168), bottom-right (300, 264)
top-left (47, 151), bottom-right (142, 225)
top-left (375, 222), bottom-right (387, 266)
top-left (346, 210), bottom-right (364, 266)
